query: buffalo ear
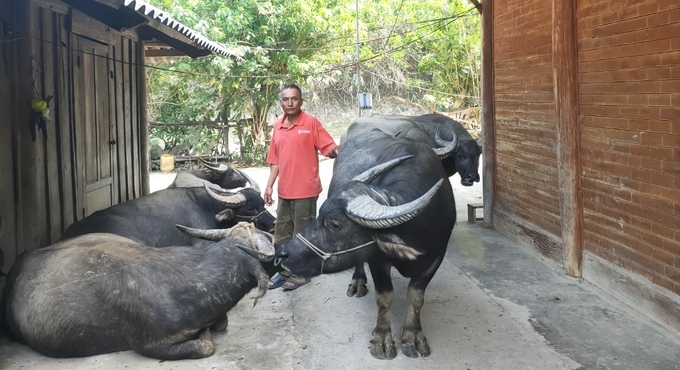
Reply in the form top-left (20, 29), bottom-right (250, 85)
top-left (215, 208), bottom-right (235, 221)
top-left (373, 233), bottom-right (423, 260)
top-left (476, 139), bottom-right (483, 151)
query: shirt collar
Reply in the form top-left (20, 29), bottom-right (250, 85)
top-left (276, 110), bottom-right (306, 130)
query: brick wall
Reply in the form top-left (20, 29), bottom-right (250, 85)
top-left (493, 0), bottom-right (562, 244)
top-left (577, 0), bottom-right (680, 294)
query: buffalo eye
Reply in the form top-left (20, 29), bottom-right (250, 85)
top-left (324, 218), bottom-right (341, 231)
top-left (457, 154), bottom-right (465, 160)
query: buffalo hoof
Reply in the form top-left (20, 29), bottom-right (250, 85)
top-left (346, 279), bottom-right (368, 298)
top-left (401, 328), bottom-right (430, 358)
top-left (369, 331), bottom-right (397, 360)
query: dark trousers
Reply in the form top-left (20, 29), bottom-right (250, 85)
top-left (273, 196), bottom-right (318, 282)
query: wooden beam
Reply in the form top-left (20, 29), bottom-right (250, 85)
top-left (137, 38), bottom-right (150, 196)
top-left (468, 0), bottom-right (482, 13)
top-left (481, 0), bottom-right (495, 226)
top-left (552, 0), bottom-right (582, 277)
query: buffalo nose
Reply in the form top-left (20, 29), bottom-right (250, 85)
top-left (274, 246), bottom-right (288, 267)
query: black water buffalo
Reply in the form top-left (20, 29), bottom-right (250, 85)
top-left (168, 157), bottom-right (251, 190)
top-left (1, 223), bottom-right (274, 360)
top-left (276, 129), bottom-right (456, 359)
top-left (59, 184), bottom-right (275, 246)
top-left (342, 113), bottom-right (481, 186)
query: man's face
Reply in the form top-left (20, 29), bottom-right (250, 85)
top-left (280, 88), bottom-right (303, 116)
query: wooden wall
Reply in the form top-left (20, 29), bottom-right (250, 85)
top-left (0, 0), bottom-right (17, 272)
top-left (492, 0), bottom-right (563, 261)
top-left (577, 0), bottom-right (680, 295)
top-left (0, 0), bottom-right (144, 271)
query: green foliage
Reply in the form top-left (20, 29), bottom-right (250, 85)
top-left (145, 0), bottom-right (481, 162)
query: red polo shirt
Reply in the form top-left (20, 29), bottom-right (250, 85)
top-left (266, 111), bottom-right (336, 200)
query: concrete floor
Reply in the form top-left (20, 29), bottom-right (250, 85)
top-left (1, 159), bottom-right (680, 370)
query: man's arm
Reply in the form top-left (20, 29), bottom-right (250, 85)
top-left (264, 164), bottom-right (279, 206)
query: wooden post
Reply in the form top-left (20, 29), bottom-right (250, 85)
top-left (481, 0), bottom-right (495, 226)
top-left (553, 0), bottom-right (582, 277)
top-left (137, 40), bottom-right (150, 195)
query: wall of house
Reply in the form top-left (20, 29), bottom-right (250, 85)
top-left (576, 0), bottom-right (680, 295)
top-left (0, 0), bottom-right (144, 271)
top-left (0, 0), bottom-right (18, 272)
top-left (492, 0), bottom-right (563, 261)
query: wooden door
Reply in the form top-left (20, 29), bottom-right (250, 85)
top-left (72, 35), bottom-right (116, 217)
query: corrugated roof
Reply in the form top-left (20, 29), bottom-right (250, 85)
top-left (121, 0), bottom-right (242, 59)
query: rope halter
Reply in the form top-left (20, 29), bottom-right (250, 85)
top-left (294, 233), bottom-right (375, 274)
top-left (232, 210), bottom-right (269, 223)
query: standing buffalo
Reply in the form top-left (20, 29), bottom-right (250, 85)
top-left (59, 184), bottom-right (275, 246)
top-left (1, 223), bottom-right (274, 360)
top-left (342, 113), bottom-right (481, 186)
top-left (168, 157), bottom-right (253, 190)
top-left (275, 129), bottom-right (456, 359)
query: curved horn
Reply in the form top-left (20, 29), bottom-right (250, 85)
top-left (233, 244), bottom-right (274, 262)
top-left (199, 157), bottom-right (228, 174)
top-left (175, 224), bottom-right (228, 241)
top-left (433, 128), bottom-right (459, 158)
top-left (351, 155), bottom-right (414, 184)
top-left (237, 169), bottom-right (262, 194)
top-left (204, 183), bottom-right (247, 208)
top-left (345, 179), bottom-right (443, 229)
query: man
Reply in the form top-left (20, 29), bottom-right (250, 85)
top-left (265, 84), bottom-right (339, 290)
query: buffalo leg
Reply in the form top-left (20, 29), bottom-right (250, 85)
top-left (210, 313), bottom-right (228, 332)
top-left (137, 328), bottom-right (215, 360)
top-left (346, 263), bottom-right (368, 297)
top-left (400, 285), bottom-right (429, 357)
top-left (400, 255), bottom-right (443, 358)
top-left (368, 261), bottom-right (396, 360)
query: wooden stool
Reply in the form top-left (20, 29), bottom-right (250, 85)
top-left (467, 203), bottom-right (484, 223)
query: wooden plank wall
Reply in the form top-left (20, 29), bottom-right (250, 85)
top-left (113, 35), bottom-right (143, 202)
top-left (492, 0), bottom-right (563, 261)
top-left (0, 0), bottom-right (18, 271)
top-left (577, 0), bottom-right (680, 295)
top-left (0, 0), bottom-right (144, 271)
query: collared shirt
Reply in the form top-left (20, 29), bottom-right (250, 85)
top-left (266, 110), bottom-right (336, 199)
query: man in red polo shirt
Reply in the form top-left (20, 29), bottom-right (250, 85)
top-left (265, 84), bottom-right (339, 290)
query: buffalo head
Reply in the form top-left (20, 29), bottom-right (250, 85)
top-left (275, 156), bottom-right (443, 277)
top-left (203, 184), bottom-right (275, 233)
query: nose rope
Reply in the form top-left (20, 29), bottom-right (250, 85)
top-left (295, 233), bottom-right (375, 273)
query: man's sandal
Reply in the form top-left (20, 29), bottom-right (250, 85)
top-left (282, 277), bottom-right (310, 291)
top-left (268, 272), bottom-right (286, 289)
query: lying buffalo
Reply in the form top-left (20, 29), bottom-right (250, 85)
top-left (168, 157), bottom-right (254, 191)
top-left (276, 129), bottom-right (456, 359)
top-left (60, 184), bottom-right (275, 246)
top-left (1, 223), bottom-right (274, 360)
top-left (342, 113), bottom-right (481, 186)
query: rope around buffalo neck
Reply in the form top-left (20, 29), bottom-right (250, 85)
top-left (294, 233), bottom-right (375, 274)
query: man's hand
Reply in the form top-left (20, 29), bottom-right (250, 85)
top-left (329, 144), bottom-right (340, 158)
top-left (264, 186), bottom-right (274, 206)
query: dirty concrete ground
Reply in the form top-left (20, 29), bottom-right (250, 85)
top-left (1, 157), bottom-right (680, 370)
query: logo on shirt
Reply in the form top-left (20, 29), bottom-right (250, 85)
top-left (298, 129), bottom-right (311, 135)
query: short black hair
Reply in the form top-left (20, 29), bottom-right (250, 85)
top-left (279, 84), bottom-right (302, 100)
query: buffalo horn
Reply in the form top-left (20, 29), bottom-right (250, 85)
top-left (199, 157), bottom-right (229, 174)
top-left (345, 179), bottom-right (443, 229)
top-left (433, 128), bottom-right (459, 158)
top-left (351, 155), bottom-right (414, 184)
top-left (233, 244), bottom-right (274, 262)
top-left (175, 224), bottom-right (227, 241)
top-left (237, 169), bottom-right (262, 194)
top-left (204, 183), bottom-right (247, 207)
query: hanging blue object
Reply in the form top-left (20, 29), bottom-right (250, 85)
top-left (359, 92), bottom-right (372, 109)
